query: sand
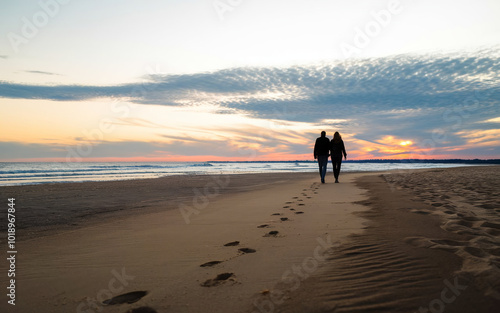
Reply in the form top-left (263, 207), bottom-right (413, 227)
top-left (0, 167), bottom-right (499, 313)
top-left (276, 166), bottom-right (500, 313)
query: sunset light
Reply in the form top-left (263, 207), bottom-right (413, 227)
top-left (1, 0), bottom-right (499, 161)
top-left (1, 2), bottom-right (499, 311)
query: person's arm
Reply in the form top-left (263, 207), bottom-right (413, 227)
top-left (342, 141), bottom-right (347, 159)
top-left (313, 139), bottom-right (318, 159)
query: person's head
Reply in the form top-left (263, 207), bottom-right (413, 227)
top-left (333, 131), bottom-right (342, 143)
top-left (321, 131), bottom-right (326, 137)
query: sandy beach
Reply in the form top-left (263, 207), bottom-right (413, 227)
top-left (1, 167), bottom-right (499, 313)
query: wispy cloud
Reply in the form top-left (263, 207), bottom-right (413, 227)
top-left (24, 70), bottom-right (61, 76)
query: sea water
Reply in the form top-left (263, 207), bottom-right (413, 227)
top-left (0, 161), bottom-right (480, 186)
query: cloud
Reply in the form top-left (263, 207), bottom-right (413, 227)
top-left (0, 138), bottom-right (290, 161)
top-left (24, 70), bottom-right (61, 76)
top-left (1, 50), bottom-right (497, 115)
top-left (0, 55), bottom-right (8, 59)
top-left (479, 117), bottom-right (500, 123)
top-left (0, 141), bottom-right (163, 160)
top-left (1, 49), bottom-right (499, 159)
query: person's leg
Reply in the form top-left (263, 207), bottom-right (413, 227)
top-left (318, 155), bottom-right (327, 183)
top-left (332, 158), bottom-right (336, 178)
top-left (332, 157), bottom-right (340, 182)
top-left (317, 159), bottom-right (322, 177)
top-left (321, 155), bottom-right (328, 182)
top-left (334, 158), bottom-right (342, 182)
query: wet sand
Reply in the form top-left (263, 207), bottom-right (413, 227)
top-left (0, 167), bottom-right (499, 312)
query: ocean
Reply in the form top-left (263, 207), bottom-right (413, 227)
top-left (0, 161), bottom-right (484, 186)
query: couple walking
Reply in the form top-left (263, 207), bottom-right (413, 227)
top-left (313, 131), bottom-right (347, 184)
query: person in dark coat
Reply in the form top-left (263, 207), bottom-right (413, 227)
top-left (314, 131), bottom-right (330, 183)
top-left (330, 131), bottom-right (347, 183)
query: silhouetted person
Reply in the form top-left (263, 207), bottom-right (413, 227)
top-left (330, 132), bottom-right (347, 183)
top-left (314, 131), bottom-right (330, 183)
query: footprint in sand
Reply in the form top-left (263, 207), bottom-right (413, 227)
top-left (224, 241), bottom-right (240, 246)
top-left (201, 273), bottom-right (235, 287)
top-left (292, 197), bottom-right (299, 199)
top-left (200, 261), bottom-right (223, 267)
top-left (126, 307), bottom-right (157, 313)
top-left (257, 224), bottom-right (270, 228)
top-left (280, 217), bottom-right (289, 221)
top-left (239, 248), bottom-right (256, 254)
top-left (272, 213), bottom-right (282, 216)
top-left (264, 230), bottom-right (279, 237)
top-left (283, 205), bottom-right (290, 208)
top-left (290, 208), bottom-right (295, 211)
top-left (102, 291), bottom-right (148, 305)
top-left (295, 211), bottom-right (304, 214)
top-left (298, 203), bottom-right (305, 206)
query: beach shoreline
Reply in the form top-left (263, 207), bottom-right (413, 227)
top-left (0, 167), bottom-right (498, 312)
top-left (0, 172), bottom-right (320, 240)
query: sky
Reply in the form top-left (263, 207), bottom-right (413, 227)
top-left (0, 0), bottom-right (499, 162)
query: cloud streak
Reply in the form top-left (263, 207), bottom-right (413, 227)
top-left (24, 70), bottom-right (61, 76)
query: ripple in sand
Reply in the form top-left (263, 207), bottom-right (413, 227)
top-left (410, 209), bottom-right (431, 215)
top-left (430, 239), bottom-right (466, 247)
top-left (463, 246), bottom-right (488, 258)
top-left (481, 221), bottom-right (500, 230)
top-left (306, 239), bottom-right (445, 313)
